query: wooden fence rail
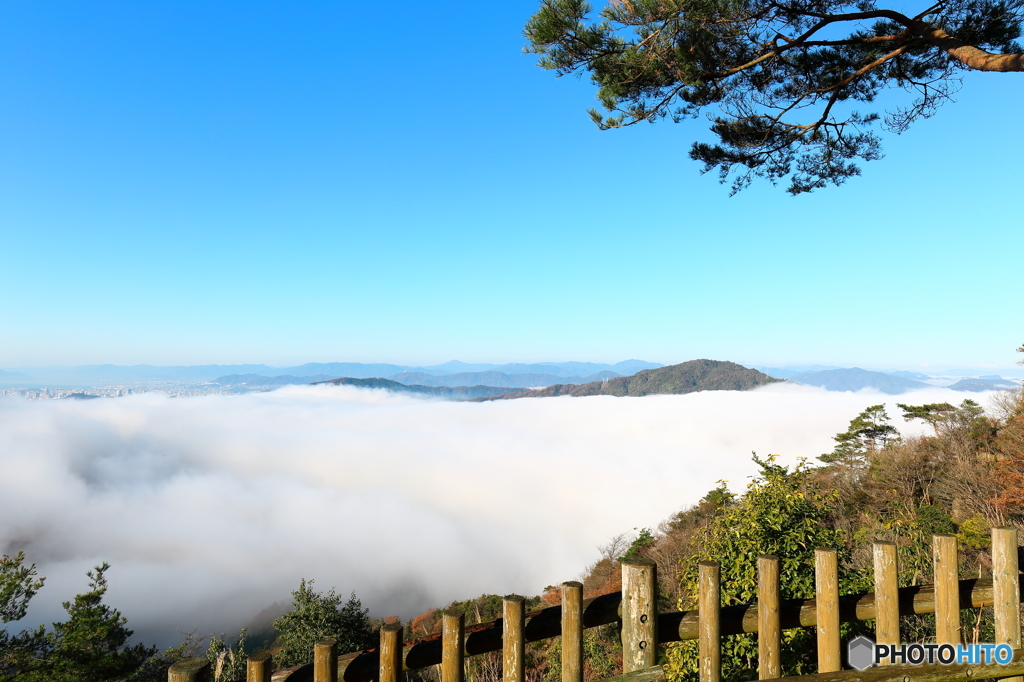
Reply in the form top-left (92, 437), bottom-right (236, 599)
top-left (168, 528), bottom-right (1024, 682)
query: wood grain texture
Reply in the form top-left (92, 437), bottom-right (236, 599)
top-left (504, 595), bottom-right (526, 682)
top-left (758, 555), bottom-right (781, 679)
top-left (815, 549), bottom-right (840, 673)
top-left (561, 582), bottom-right (583, 682)
top-left (993, 527), bottom-right (1021, 682)
top-left (315, 638), bottom-right (338, 682)
top-left (442, 610), bottom-right (465, 682)
top-left (699, 561), bottom-right (721, 682)
top-left (872, 543), bottom-right (898, 666)
top-left (380, 623), bottom-right (404, 682)
top-left (621, 559), bottom-right (657, 673)
top-left (247, 651), bottom-right (273, 682)
top-left (168, 657), bottom-right (211, 682)
top-left (932, 534), bottom-right (960, 646)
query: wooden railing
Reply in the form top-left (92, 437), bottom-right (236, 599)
top-left (169, 528), bottom-right (1024, 682)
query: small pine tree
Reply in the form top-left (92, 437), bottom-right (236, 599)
top-left (22, 563), bottom-right (156, 682)
top-left (820, 405), bottom-right (899, 465)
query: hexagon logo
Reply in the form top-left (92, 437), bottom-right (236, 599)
top-left (848, 636), bottom-right (876, 671)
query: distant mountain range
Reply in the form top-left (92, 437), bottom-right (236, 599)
top-left (479, 360), bottom-right (781, 400)
top-left (385, 370), bottom-right (620, 389)
top-left (946, 377), bottom-right (1020, 392)
top-left (4, 360), bottom-right (1020, 395)
top-left (313, 377), bottom-right (529, 400)
top-left (787, 368), bottom-right (932, 394)
top-left (755, 366), bottom-right (1021, 394)
top-left (0, 360), bottom-right (662, 385)
top-left (212, 374), bottom-right (338, 387)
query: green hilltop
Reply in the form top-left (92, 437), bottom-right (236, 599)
top-left (479, 359), bottom-right (781, 400)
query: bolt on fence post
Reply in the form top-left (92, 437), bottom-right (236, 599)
top-left (933, 534), bottom-right (961, 646)
top-left (873, 542), bottom-right (899, 666)
top-left (442, 609), bottom-right (465, 682)
top-left (168, 657), bottom-right (211, 682)
top-left (246, 651), bottom-right (272, 682)
top-left (815, 548), bottom-right (840, 673)
top-left (561, 581), bottom-right (584, 682)
top-left (503, 595), bottom-right (526, 682)
top-left (757, 555), bottom-right (781, 680)
top-left (993, 527), bottom-right (1021, 682)
top-left (699, 561), bottom-right (721, 682)
top-left (315, 637), bottom-right (338, 682)
top-left (621, 558), bottom-right (657, 673)
top-left (380, 622), bottom-right (404, 682)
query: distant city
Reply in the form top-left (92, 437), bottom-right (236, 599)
top-left (0, 359), bottom-right (1021, 400)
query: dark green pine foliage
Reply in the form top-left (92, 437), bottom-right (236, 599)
top-left (524, 0), bottom-right (1023, 194)
top-left (820, 404), bottom-right (899, 465)
top-left (22, 563), bottom-right (156, 682)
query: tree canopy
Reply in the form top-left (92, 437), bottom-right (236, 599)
top-left (272, 580), bottom-right (374, 669)
top-left (524, 0), bottom-right (1023, 193)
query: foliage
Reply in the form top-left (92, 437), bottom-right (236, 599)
top-left (205, 630), bottom-right (248, 682)
top-left (524, 0), bottom-right (1024, 194)
top-left (620, 528), bottom-right (656, 561)
top-left (897, 402), bottom-right (956, 434)
top-left (18, 563), bottom-right (157, 682)
top-left (956, 513), bottom-right (991, 549)
top-left (664, 455), bottom-right (866, 682)
top-left (272, 580), bottom-right (374, 669)
top-left (820, 405), bottom-right (898, 465)
top-left (505, 361), bottom-right (781, 399)
top-left (0, 552), bottom-right (45, 625)
top-left (543, 624), bottom-right (621, 682)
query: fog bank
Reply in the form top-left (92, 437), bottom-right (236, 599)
top-left (0, 384), bottom-right (992, 646)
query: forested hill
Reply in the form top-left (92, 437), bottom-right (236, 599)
top-left (313, 377), bottom-right (529, 400)
top-left (478, 359), bottom-right (780, 400)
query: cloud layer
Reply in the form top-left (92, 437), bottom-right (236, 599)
top-left (0, 384), bottom-right (994, 646)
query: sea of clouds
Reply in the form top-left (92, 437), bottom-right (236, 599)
top-left (0, 383), bottom-right (999, 646)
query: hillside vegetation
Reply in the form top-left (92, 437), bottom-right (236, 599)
top-left (481, 359), bottom-right (780, 400)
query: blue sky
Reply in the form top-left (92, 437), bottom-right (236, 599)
top-left (1, 0), bottom-right (1021, 370)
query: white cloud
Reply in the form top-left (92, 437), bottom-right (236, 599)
top-left (0, 384), bottom-right (995, 646)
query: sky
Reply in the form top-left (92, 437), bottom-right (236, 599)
top-left (1, 1), bottom-right (1022, 370)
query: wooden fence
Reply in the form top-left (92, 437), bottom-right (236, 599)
top-left (168, 529), bottom-right (1024, 682)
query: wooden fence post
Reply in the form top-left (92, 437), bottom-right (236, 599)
top-left (815, 548), bottom-right (840, 673)
top-left (246, 651), bottom-right (272, 682)
top-left (993, 527), bottom-right (1021, 682)
top-left (504, 595), bottom-right (526, 682)
top-left (168, 658), bottom-right (211, 682)
top-left (380, 622), bottom-right (404, 682)
top-left (873, 542), bottom-right (899, 665)
top-left (442, 609), bottom-right (465, 682)
top-left (621, 558), bottom-right (658, 673)
top-left (757, 555), bottom-right (781, 680)
top-left (562, 581), bottom-right (583, 682)
top-left (933, 534), bottom-right (960, 646)
top-left (315, 638), bottom-right (338, 682)
top-left (699, 561), bottom-right (721, 682)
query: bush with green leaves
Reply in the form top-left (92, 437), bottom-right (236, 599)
top-left (273, 579), bottom-right (374, 668)
top-left (664, 456), bottom-right (867, 682)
